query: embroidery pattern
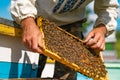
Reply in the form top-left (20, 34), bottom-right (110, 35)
top-left (53, 0), bottom-right (86, 13)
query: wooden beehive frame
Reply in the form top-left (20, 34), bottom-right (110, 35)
top-left (37, 17), bottom-right (109, 80)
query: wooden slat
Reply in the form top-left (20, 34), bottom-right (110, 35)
top-left (0, 17), bottom-right (22, 37)
top-left (0, 24), bottom-right (22, 37)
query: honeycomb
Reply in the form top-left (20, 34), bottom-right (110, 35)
top-left (37, 17), bottom-right (108, 80)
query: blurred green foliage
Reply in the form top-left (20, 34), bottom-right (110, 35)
top-left (115, 31), bottom-right (120, 59)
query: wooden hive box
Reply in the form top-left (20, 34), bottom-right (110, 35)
top-left (0, 17), bottom-right (109, 80)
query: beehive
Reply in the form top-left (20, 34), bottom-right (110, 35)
top-left (37, 17), bottom-right (109, 80)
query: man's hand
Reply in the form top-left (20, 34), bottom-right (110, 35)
top-left (84, 24), bottom-right (107, 51)
top-left (21, 17), bottom-right (43, 53)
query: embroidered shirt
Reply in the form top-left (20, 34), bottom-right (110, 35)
top-left (10, 0), bottom-right (119, 36)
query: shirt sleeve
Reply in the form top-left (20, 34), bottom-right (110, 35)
top-left (10, 0), bottom-right (37, 24)
top-left (94, 0), bottom-right (119, 36)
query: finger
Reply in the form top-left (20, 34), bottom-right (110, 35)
top-left (100, 41), bottom-right (105, 51)
top-left (96, 37), bottom-right (104, 48)
top-left (31, 37), bottom-right (39, 52)
top-left (86, 38), bottom-right (97, 46)
top-left (86, 33), bottom-right (101, 46)
top-left (90, 39), bottom-right (105, 51)
top-left (23, 38), bottom-right (32, 51)
top-left (38, 36), bottom-right (44, 53)
top-left (38, 34), bottom-right (44, 48)
top-left (94, 35), bottom-right (105, 51)
top-left (93, 33), bottom-right (100, 43)
top-left (84, 32), bottom-right (94, 43)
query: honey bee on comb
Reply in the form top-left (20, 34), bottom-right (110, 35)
top-left (37, 16), bottom-right (109, 80)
